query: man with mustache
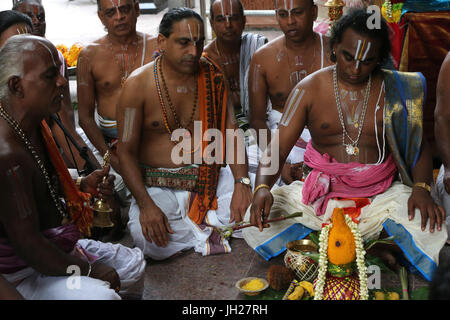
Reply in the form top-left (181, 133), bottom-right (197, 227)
top-left (0, 35), bottom-right (145, 299)
top-left (76, 0), bottom-right (158, 201)
top-left (117, 8), bottom-right (252, 260)
top-left (248, 0), bottom-right (333, 186)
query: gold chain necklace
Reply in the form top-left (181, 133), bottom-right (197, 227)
top-left (0, 103), bottom-right (67, 219)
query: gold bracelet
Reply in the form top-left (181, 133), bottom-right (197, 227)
top-left (413, 182), bottom-right (431, 192)
top-left (253, 184), bottom-right (270, 196)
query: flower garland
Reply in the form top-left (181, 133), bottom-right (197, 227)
top-left (345, 214), bottom-right (368, 300)
top-left (314, 223), bottom-right (332, 300)
top-left (314, 214), bottom-right (369, 300)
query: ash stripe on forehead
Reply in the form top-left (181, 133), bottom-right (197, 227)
top-left (187, 23), bottom-right (201, 43)
top-left (354, 39), bottom-right (372, 69)
top-left (38, 41), bottom-right (58, 67)
top-left (109, 0), bottom-right (121, 7)
top-left (219, 0), bottom-right (234, 22)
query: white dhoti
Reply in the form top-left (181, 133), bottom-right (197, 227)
top-left (247, 109), bottom-right (311, 189)
top-left (3, 240), bottom-right (146, 300)
top-left (434, 165), bottom-right (450, 242)
top-left (128, 166), bottom-right (236, 260)
top-left (243, 181), bottom-right (448, 281)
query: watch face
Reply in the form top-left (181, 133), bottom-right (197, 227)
top-left (242, 177), bottom-right (251, 185)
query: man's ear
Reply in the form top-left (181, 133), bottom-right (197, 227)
top-left (97, 10), bottom-right (105, 26)
top-left (157, 33), bottom-right (168, 53)
top-left (134, 0), bottom-right (140, 18)
top-left (8, 76), bottom-right (24, 99)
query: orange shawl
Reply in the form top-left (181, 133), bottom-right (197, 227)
top-left (187, 58), bottom-right (228, 224)
top-left (41, 120), bottom-right (93, 236)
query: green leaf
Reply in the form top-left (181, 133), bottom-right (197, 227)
top-left (364, 236), bottom-right (396, 251)
top-left (308, 231), bottom-right (320, 247)
top-left (410, 287), bottom-right (429, 300)
top-left (365, 254), bottom-right (396, 274)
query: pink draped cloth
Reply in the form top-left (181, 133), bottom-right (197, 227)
top-left (0, 223), bottom-right (82, 274)
top-left (302, 142), bottom-right (398, 215)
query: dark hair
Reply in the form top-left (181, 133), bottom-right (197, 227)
top-left (159, 7), bottom-right (203, 38)
top-left (329, 8), bottom-right (391, 66)
top-left (209, 0), bottom-right (244, 20)
top-left (12, 0), bottom-right (42, 10)
top-left (0, 10), bottom-right (32, 36)
top-left (429, 259), bottom-right (450, 300)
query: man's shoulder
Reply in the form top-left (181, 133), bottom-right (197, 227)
top-left (299, 65), bottom-right (333, 91)
top-left (253, 35), bottom-right (284, 60)
top-left (0, 135), bottom-right (33, 172)
top-left (124, 62), bottom-right (155, 91)
top-left (79, 37), bottom-right (108, 56)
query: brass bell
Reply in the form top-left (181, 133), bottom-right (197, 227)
top-left (91, 151), bottom-right (114, 228)
top-left (92, 202), bottom-right (114, 228)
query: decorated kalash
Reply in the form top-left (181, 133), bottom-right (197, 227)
top-left (313, 208), bottom-right (368, 300)
top-left (233, 207), bottom-right (408, 300)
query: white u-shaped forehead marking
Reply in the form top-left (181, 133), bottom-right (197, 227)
top-left (109, 0), bottom-right (121, 8)
top-left (187, 23), bottom-right (201, 45)
top-left (354, 39), bottom-right (372, 69)
top-left (361, 42), bottom-right (371, 61)
top-left (219, 0), bottom-right (234, 22)
top-left (35, 40), bottom-right (58, 67)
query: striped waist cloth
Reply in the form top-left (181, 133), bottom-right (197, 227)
top-left (140, 165), bottom-right (199, 192)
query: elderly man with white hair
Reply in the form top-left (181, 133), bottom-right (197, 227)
top-left (0, 35), bottom-right (146, 300)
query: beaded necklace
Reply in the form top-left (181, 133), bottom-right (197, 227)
top-left (0, 103), bottom-right (67, 219)
top-left (153, 56), bottom-right (200, 154)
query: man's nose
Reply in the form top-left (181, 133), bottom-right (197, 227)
top-left (352, 61), bottom-right (362, 75)
top-left (225, 17), bottom-right (232, 28)
top-left (187, 42), bottom-right (197, 55)
top-left (114, 8), bottom-right (124, 20)
top-left (287, 13), bottom-right (294, 25)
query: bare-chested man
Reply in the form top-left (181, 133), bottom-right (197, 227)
top-left (244, 9), bottom-right (447, 281)
top-left (248, 0), bottom-right (332, 185)
top-left (13, 0), bottom-right (100, 172)
top-left (117, 8), bottom-right (252, 260)
top-left (434, 51), bottom-right (450, 243)
top-left (0, 35), bottom-right (145, 299)
top-left (203, 0), bottom-right (267, 131)
top-left (77, 0), bottom-right (158, 186)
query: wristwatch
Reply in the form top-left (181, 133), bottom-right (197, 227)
top-left (235, 177), bottom-right (252, 188)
